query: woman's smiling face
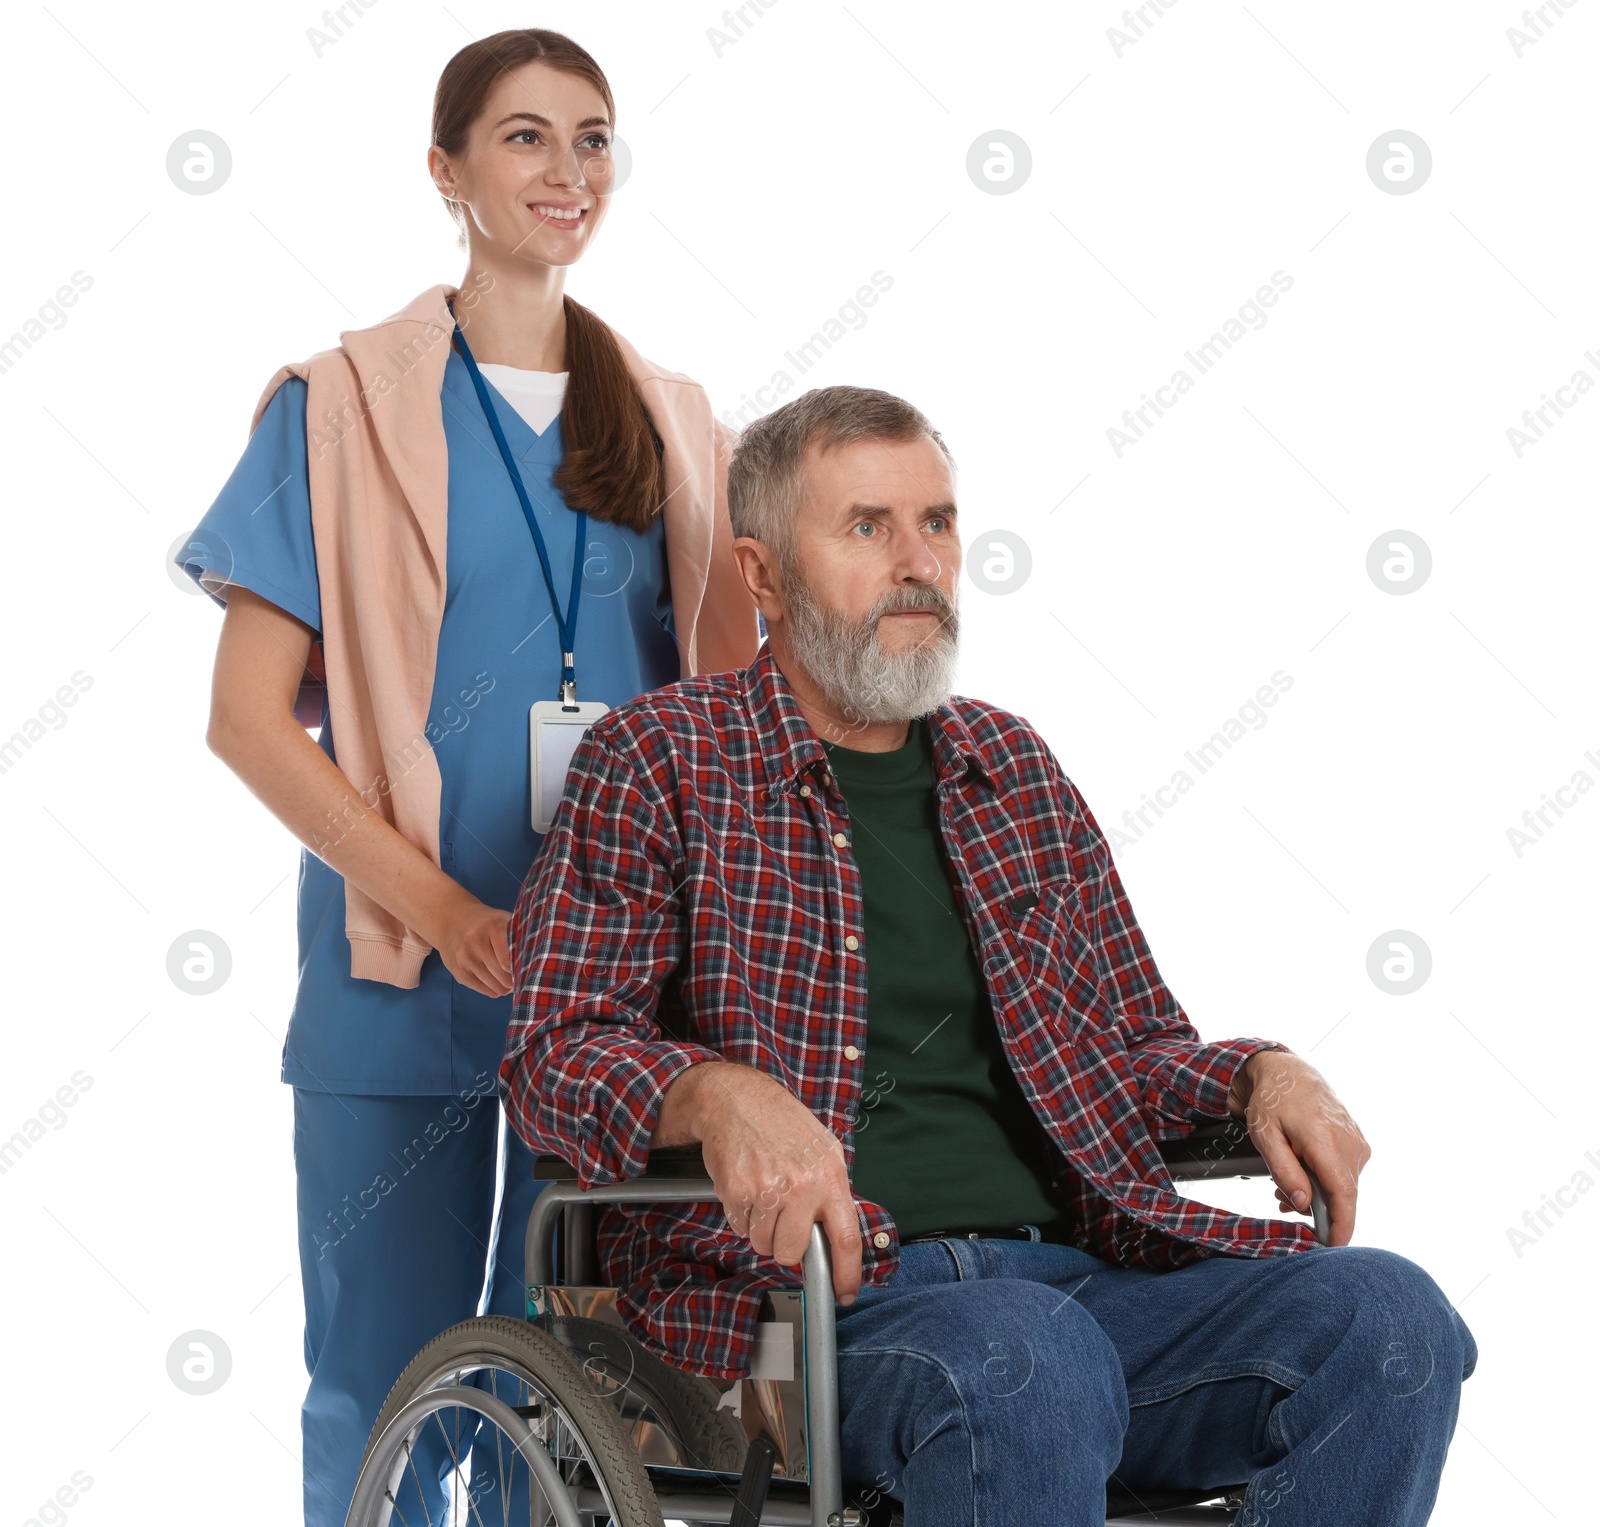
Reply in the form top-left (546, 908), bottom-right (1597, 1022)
top-left (430, 61), bottom-right (615, 267)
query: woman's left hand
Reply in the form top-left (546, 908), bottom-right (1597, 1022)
top-left (435, 895), bottom-right (515, 997)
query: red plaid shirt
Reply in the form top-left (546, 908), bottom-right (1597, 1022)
top-left (501, 643), bottom-right (1319, 1380)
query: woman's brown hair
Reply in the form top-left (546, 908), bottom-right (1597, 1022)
top-left (433, 29), bottom-right (666, 534)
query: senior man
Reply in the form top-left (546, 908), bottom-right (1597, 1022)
top-left (500, 385), bottom-right (1477, 1525)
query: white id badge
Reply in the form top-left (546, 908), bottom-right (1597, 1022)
top-left (530, 699), bottom-right (610, 833)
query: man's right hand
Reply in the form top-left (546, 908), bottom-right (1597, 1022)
top-left (656, 1061), bottom-right (864, 1305)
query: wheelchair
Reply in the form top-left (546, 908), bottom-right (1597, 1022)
top-left (345, 1118), bottom-right (1331, 1527)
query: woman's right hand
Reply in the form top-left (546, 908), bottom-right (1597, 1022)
top-left (434, 896), bottom-right (515, 998)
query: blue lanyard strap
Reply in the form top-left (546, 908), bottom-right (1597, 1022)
top-left (449, 301), bottom-right (585, 704)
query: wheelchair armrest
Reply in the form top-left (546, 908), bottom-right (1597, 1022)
top-left (533, 1143), bottom-right (708, 1182)
top-left (638, 1143), bottom-right (710, 1177)
top-left (544, 1128), bottom-right (1268, 1189)
top-left (1156, 1117), bottom-right (1261, 1176)
top-left (1158, 1118), bottom-right (1334, 1247)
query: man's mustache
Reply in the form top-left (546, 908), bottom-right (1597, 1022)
top-left (866, 586), bottom-right (958, 632)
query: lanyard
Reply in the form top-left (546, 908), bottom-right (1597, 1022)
top-left (450, 302), bottom-right (585, 705)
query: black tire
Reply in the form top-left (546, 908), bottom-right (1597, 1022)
top-left (354, 1315), bottom-right (665, 1527)
top-left (547, 1314), bottom-right (750, 1474)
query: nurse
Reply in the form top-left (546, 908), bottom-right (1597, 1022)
top-left (175, 28), bottom-right (759, 1527)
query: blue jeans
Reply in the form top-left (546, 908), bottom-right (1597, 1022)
top-left (833, 1233), bottom-right (1478, 1525)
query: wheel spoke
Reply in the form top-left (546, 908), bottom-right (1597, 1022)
top-left (491, 1384), bottom-right (515, 1527)
top-left (382, 1488), bottom-right (422, 1527)
top-left (380, 1485), bottom-right (419, 1523)
top-left (453, 1403), bottom-right (465, 1527)
top-left (428, 1409), bottom-right (484, 1527)
top-left (398, 1435), bottom-right (432, 1527)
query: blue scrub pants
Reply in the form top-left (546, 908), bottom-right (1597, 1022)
top-left (292, 1087), bottom-right (546, 1527)
top-left (833, 1237), bottom-right (1478, 1525)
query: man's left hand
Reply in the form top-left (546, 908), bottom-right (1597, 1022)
top-left (1228, 1049), bottom-right (1371, 1247)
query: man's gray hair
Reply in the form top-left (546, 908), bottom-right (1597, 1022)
top-left (726, 386), bottom-right (956, 568)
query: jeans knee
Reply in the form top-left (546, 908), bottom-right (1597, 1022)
top-left (973, 1282), bottom-right (1130, 1438)
top-left (853, 1280), bottom-right (1130, 1464)
top-left (839, 1284), bottom-right (1130, 1518)
top-left (1320, 1245), bottom-right (1477, 1391)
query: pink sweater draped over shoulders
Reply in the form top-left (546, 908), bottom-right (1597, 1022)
top-left (250, 284), bottom-right (759, 987)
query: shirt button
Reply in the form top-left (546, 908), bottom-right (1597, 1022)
top-left (872, 1232), bottom-right (891, 1250)
top-left (799, 784), bottom-right (812, 798)
top-left (844, 934), bottom-right (859, 951)
top-left (843, 1044), bottom-right (860, 1060)
top-left (832, 832), bottom-right (848, 848)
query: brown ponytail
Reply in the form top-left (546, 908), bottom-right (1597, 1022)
top-left (433, 29), bottom-right (666, 534)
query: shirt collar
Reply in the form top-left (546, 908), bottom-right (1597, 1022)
top-left (741, 642), bottom-right (996, 796)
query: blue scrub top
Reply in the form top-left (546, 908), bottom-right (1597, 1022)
top-left (177, 348), bottom-right (680, 1095)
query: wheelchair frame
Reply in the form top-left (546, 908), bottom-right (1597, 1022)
top-left (514, 1118), bottom-right (1331, 1527)
top-left (347, 1114), bottom-right (1324, 1517)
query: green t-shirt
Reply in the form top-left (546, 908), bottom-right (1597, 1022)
top-left (822, 718), bottom-right (1072, 1241)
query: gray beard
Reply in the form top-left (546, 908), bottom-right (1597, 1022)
top-left (782, 566), bottom-right (960, 726)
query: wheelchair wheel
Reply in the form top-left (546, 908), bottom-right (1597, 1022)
top-left (546, 1314), bottom-right (749, 1473)
top-left (349, 1315), bottom-right (665, 1527)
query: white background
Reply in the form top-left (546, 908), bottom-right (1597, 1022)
top-left (2, 1), bottom-right (1595, 1523)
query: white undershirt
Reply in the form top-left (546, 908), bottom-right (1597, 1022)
top-left (477, 362), bottom-right (569, 437)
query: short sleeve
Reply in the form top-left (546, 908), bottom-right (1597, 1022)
top-left (175, 377), bottom-right (321, 633)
